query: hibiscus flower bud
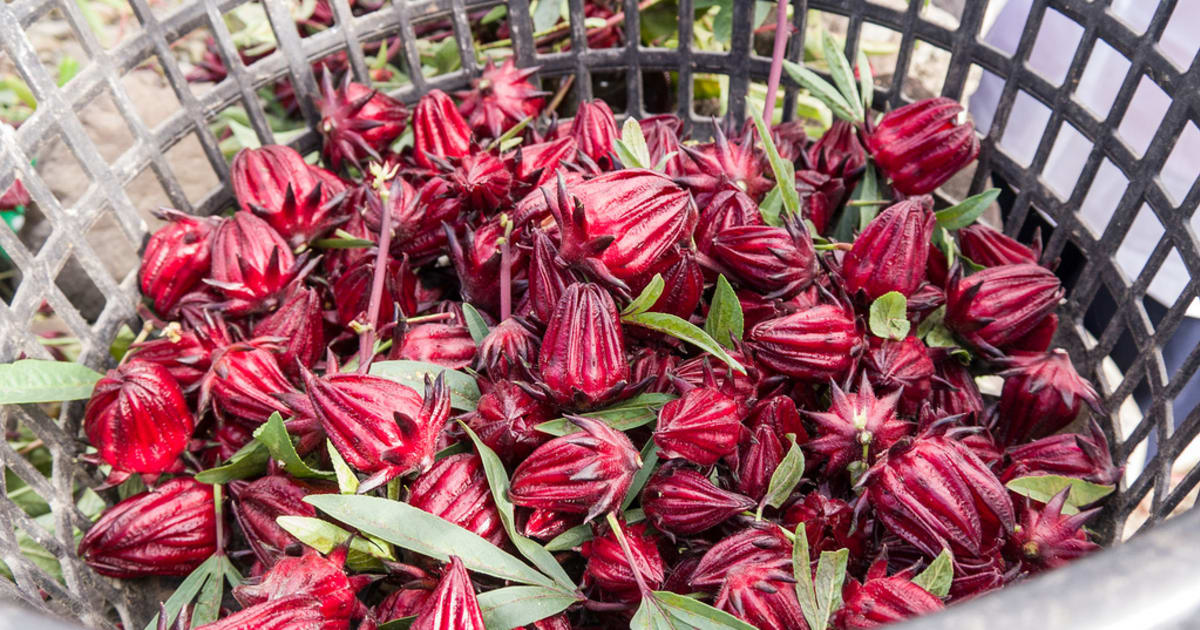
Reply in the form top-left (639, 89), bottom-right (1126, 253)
top-left (945, 264), bottom-right (1064, 356)
top-left (866, 96), bottom-right (980, 195)
top-left (465, 380), bottom-right (553, 465)
top-left (394, 324), bottom-right (477, 369)
top-left (1001, 420), bottom-right (1121, 485)
top-left (1012, 488), bottom-right (1101, 572)
top-left (653, 387), bottom-right (742, 465)
top-left (252, 287), bottom-right (325, 379)
top-left (992, 349), bottom-right (1103, 447)
top-left (230, 475), bottom-right (333, 563)
top-left (715, 563), bottom-right (808, 630)
top-left (581, 519), bottom-right (664, 602)
top-left (85, 360), bottom-right (194, 474)
top-left (842, 197), bottom-right (936, 300)
top-left (749, 303), bottom-right (863, 381)
top-left (455, 58), bottom-right (546, 138)
top-left (642, 465), bottom-right (756, 537)
top-left (958, 223), bottom-right (1042, 267)
top-left (804, 376), bottom-right (912, 475)
top-left (408, 453), bottom-right (505, 546)
top-left (317, 73), bottom-right (407, 171)
top-left (413, 89), bottom-right (472, 170)
top-left (234, 548), bottom-right (366, 621)
top-left (710, 221), bottom-right (818, 300)
top-left (570, 100), bottom-right (619, 166)
top-left (140, 209), bottom-right (215, 316)
top-left (835, 563), bottom-right (944, 629)
top-left (537, 282), bottom-right (630, 408)
top-left (411, 556), bottom-right (486, 630)
top-left (689, 523), bottom-right (792, 591)
top-left (207, 212), bottom-right (300, 315)
top-left (202, 341), bottom-right (295, 424)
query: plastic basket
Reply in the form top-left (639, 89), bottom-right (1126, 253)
top-left (0, 0), bottom-right (1197, 628)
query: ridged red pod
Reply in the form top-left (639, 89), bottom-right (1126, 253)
top-left (944, 263), bottom-right (1064, 355)
top-left (194, 595), bottom-right (337, 630)
top-left (842, 198), bottom-right (936, 300)
top-left (299, 370), bottom-right (450, 491)
top-left (835, 569), bottom-right (944, 629)
top-left (413, 89), bottom-right (472, 170)
top-left (84, 360), bottom-right (194, 474)
top-left (866, 97), bottom-right (980, 195)
top-left (208, 212), bottom-right (298, 315)
top-left (516, 137), bottom-right (577, 186)
top-left (929, 348), bottom-right (985, 422)
top-left (375, 588), bottom-right (430, 624)
top-left (525, 229), bottom-right (578, 323)
top-left (679, 125), bottom-right (772, 198)
top-left (735, 421), bottom-right (784, 501)
top-left (1012, 488), bottom-right (1100, 572)
top-left (477, 319), bottom-right (540, 380)
top-left (640, 114), bottom-right (687, 175)
top-left (795, 168), bottom-right (847, 236)
top-left (749, 395), bottom-right (809, 443)
top-left (694, 188), bottom-right (762, 256)
top-left (992, 349), bottom-right (1102, 447)
top-left (865, 436), bottom-right (1015, 558)
top-left (78, 478), bottom-right (216, 578)
top-left (808, 119), bottom-right (867, 179)
top-left (449, 152), bottom-right (513, 212)
top-left (465, 380), bottom-right (552, 465)
top-left (864, 336), bottom-right (935, 417)
top-left (710, 222), bottom-right (818, 300)
top-left (230, 475), bottom-right (332, 563)
top-left (411, 556), bottom-right (486, 630)
top-left (232, 146), bottom-right (346, 247)
top-left (653, 387), bottom-right (742, 465)
top-left (1001, 420), bottom-right (1121, 485)
top-left (234, 549), bottom-right (365, 621)
top-left (715, 564), bottom-right (810, 630)
top-left (508, 415), bottom-right (641, 522)
top-left (408, 454), bottom-right (505, 546)
top-left (332, 255), bottom-right (420, 328)
top-left (631, 246), bottom-right (704, 319)
top-left (253, 287), bottom-right (325, 378)
top-left (568, 169), bottom-right (698, 281)
top-left (805, 377), bottom-right (912, 475)
top-left (641, 465), bottom-right (756, 536)
top-left (126, 329), bottom-right (211, 392)
top-left (958, 223), bottom-right (1041, 267)
top-left (522, 508), bottom-right (582, 541)
top-left (782, 492), bottom-right (866, 559)
top-left (749, 303), bottom-right (863, 381)
top-left (582, 520), bottom-right (664, 601)
top-left (445, 221), bottom-right (503, 314)
top-left (140, 209), bottom-right (215, 316)
top-left (455, 58), bottom-right (545, 138)
top-left (537, 282), bottom-right (630, 408)
top-left (202, 342), bottom-right (295, 424)
top-left (690, 523), bottom-right (792, 590)
top-left (317, 73), bottom-right (407, 171)
top-left (394, 324), bottom-right (477, 369)
top-left (570, 99), bottom-right (619, 166)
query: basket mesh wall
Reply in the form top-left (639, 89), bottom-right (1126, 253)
top-left (0, 0), bottom-right (1196, 626)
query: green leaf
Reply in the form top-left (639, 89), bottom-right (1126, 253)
top-left (868, 291), bottom-right (910, 341)
top-left (532, 0), bottom-right (563, 31)
top-left (327, 440), bottom-right (359, 494)
top-left (934, 189), bottom-right (1000, 231)
top-left (911, 549), bottom-right (953, 598)
top-left (623, 273), bottom-right (665, 316)
top-left (313, 235), bottom-right (375, 249)
top-left (461, 423), bottom-right (577, 590)
top-left (1005, 475), bottom-right (1115, 515)
top-left (143, 555), bottom-right (220, 630)
top-left (749, 108), bottom-right (800, 220)
top-left (481, 4), bottom-right (507, 24)
top-left (190, 566), bottom-right (223, 627)
top-left (821, 31), bottom-right (864, 121)
top-left (793, 525), bottom-right (849, 630)
top-left (378, 617), bottom-right (415, 630)
top-left (306, 494), bottom-right (558, 588)
top-left (631, 597), bottom-right (680, 630)
top-left (623, 118), bottom-right (652, 168)
top-left (536, 393), bottom-right (677, 437)
top-left (462, 303), bottom-right (490, 346)
top-left (477, 586), bottom-right (579, 630)
top-left (253, 412), bottom-right (336, 481)
top-left (857, 48), bottom-right (874, 109)
top-left (814, 548), bottom-right (850, 622)
top-left (855, 162), bottom-right (883, 232)
top-left (0, 360), bottom-right (103, 404)
top-left (761, 434), bottom-right (805, 511)
top-left (194, 441), bottom-right (269, 484)
top-left (545, 509), bottom-right (644, 552)
top-left (622, 311), bottom-right (746, 375)
top-left (369, 360), bottom-right (481, 410)
top-left (220, 555), bottom-right (243, 588)
top-left (705, 275), bottom-right (744, 349)
top-left (783, 59), bottom-right (856, 122)
top-left (653, 591), bottom-right (758, 630)
top-left (108, 324), bottom-right (136, 362)
top-left (276, 515), bottom-right (393, 560)
top-left (759, 186), bottom-right (784, 226)
top-left (623, 441), bottom-right (659, 511)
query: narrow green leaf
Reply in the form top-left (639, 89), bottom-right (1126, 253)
top-left (143, 555), bottom-right (220, 630)
top-left (108, 324), bottom-right (136, 363)
top-left (462, 303), bottom-right (490, 346)
top-left (783, 59), bottom-right (856, 122)
top-left (1006, 475), bottom-right (1115, 515)
top-left (306, 494), bottom-right (557, 588)
top-left (857, 48), bottom-right (874, 109)
top-left (370, 360), bottom-right (481, 410)
top-left (477, 586), bottom-right (579, 630)
top-left (934, 189), bottom-right (1000, 231)
top-left (762, 434), bottom-right (805, 511)
top-left (623, 441), bottom-right (659, 511)
top-left (623, 273), bottom-right (665, 316)
top-left (220, 555), bottom-right (243, 588)
top-left (545, 509), bottom-right (645, 552)
top-left (623, 117), bottom-right (652, 168)
top-left (793, 523), bottom-right (819, 628)
top-left (276, 515), bottom-right (393, 559)
top-left (631, 597), bottom-right (681, 630)
top-left (481, 4), bottom-right (507, 24)
top-left (313, 236), bottom-right (375, 249)
top-left (461, 423), bottom-right (577, 590)
top-left (253, 412), bottom-right (336, 481)
top-left (194, 441), bottom-right (269, 484)
top-left (327, 440), bottom-right (359, 494)
top-left (532, 0), bottom-right (563, 31)
top-left (488, 116), bottom-right (534, 152)
top-left (821, 31), bottom-right (864, 121)
top-left (0, 360), bottom-right (103, 404)
top-left (759, 185), bottom-right (784, 227)
top-left (378, 617), bottom-right (415, 630)
top-left (614, 137), bottom-right (645, 170)
top-left (814, 548), bottom-right (850, 624)
top-left (190, 566), bottom-right (223, 627)
top-left (911, 549), bottom-right (953, 598)
top-left (622, 312), bottom-right (746, 375)
top-left (868, 291), bottom-right (910, 341)
top-left (749, 108), bottom-right (800, 219)
top-left (705, 275), bottom-right (745, 349)
top-left (536, 393), bottom-right (676, 437)
top-left (855, 162), bottom-right (883, 232)
top-left (654, 591), bottom-right (758, 630)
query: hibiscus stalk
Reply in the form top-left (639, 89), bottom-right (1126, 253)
top-left (499, 213), bottom-right (514, 321)
top-left (358, 162), bottom-right (400, 373)
top-left (605, 511), bottom-right (652, 598)
top-left (763, 0), bottom-right (790, 123)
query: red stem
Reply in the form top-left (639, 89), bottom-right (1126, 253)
top-left (358, 189), bottom-right (394, 373)
top-left (763, 0), bottom-right (790, 123)
top-left (499, 215), bottom-right (514, 321)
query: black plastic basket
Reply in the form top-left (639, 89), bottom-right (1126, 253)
top-left (0, 0), bottom-right (1197, 628)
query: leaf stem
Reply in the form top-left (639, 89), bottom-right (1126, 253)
top-left (763, 0), bottom-right (789, 123)
top-left (358, 165), bottom-right (399, 373)
top-left (213, 484), bottom-right (225, 557)
top-left (499, 214), bottom-right (514, 321)
top-left (605, 512), bottom-right (652, 598)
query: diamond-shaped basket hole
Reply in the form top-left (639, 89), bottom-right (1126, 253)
top-left (1147, 247), bottom-right (1189, 314)
top-left (122, 53), bottom-right (185, 131)
top-left (1074, 37), bottom-right (1130, 120)
top-left (55, 253), bottom-right (107, 324)
top-left (36, 132), bottom-right (93, 211)
top-left (27, 7), bottom-right (91, 78)
top-left (83, 209), bottom-right (140, 286)
top-left (593, 70), bottom-right (628, 114)
top-left (1028, 8), bottom-right (1083, 87)
top-left (124, 165), bottom-right (173, 219)
top-left (998, 90), bottom-right (1051, 168)
top-left (903, 39), bottom-right (951, 100)
top-left (415, 18), bottom-right (464, 79)
top-left (965, 64), bottom-right (1004, 133)
top-left (76, 85), bottom-right (136, 164)
top-left (1114, 203), bottom-right (1165, 287)
top-left (173, 23), bottom-right (224, 98)
top-left (921, 0), bottom-right (964, 29)
top-left (166, 132), bottom-right (222, 211)
top-left (79, 0), bottom-right (142, 51)
top-left (1163, 337), bottom-right (1200, 431)
top-left (28, 298), bottom-right (82, 365)
top-left (1042, 121), bottom-right (1091, 200)
top-left (1117, 75), bottom-right (1169, 158)
top-left (1158, 121), bottom-right (1200, 206)
top-left (1056, 237), bottom-right (1089, 298)
top-left (0, 261), bottom-right (22, 307)
top-left (642, 70), bottom-right (675, 115)
top-left (693, 73), bottom-right (722, 118)
top-left (1159, 3), bottom-right (1200, 72)
top-left (1077, 158), bottom-right (1129, 238)
top-left (0, 49), bottom-right (37, 127)
top-left (859, 22), bottom-right (902, 95)
top-left (223, 2), bottom-right (280, 68)
top-left (1110, 0), bottom-right (1154, 35)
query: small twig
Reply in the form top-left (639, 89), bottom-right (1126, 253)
top-left (499, 214), bottom-right (514, 321)
top-left (605, 512), bottom-right (652, 598)
top-left (358, 163), bottom-right (400, 373)
top-left (546, 74), bottom-right (575, 115)
top-left (763, 0), bottom-right (789, 123)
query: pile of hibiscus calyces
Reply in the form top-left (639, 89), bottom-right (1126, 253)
top-left (74, 59), bottom-right (1118, 630)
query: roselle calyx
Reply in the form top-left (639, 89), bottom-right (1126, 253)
top-left (992, 349), bottom-right (1103, 447)
top-left (841, 197), bottom-right (936, 300)
top-left (582, 519), bottom-right (664, 602)
top-left (749, 302), bottom-right (863, 381)
top-left (201, 341), bottom-right (295, 424)
top-left (207, 212), bottom-right (303, 315)
top-left (85, 360), bottom-right (194, 475)
top-left (805, 376), bottom-right (911, 475)
top-left (408, 453), bottom-right (505, 546)
top-left (464, 379), bottom-right (552, 465)
top-left (252, 287), bottom-right (325, 378)
top-left (709, 219), bottom-right (818, 300)
top-left (411, 556), bottom-right (486, 630)
top-left (834, 561), bottom-right (944, 629)
top-left (413, 89), bottom-right (472, 170)
top-left (653, 386), bottom-right (742, 465)
top-left (140, 209), bottom-right (215, 316)
top-left (570, 99), bottom-right (619, 166)
top-left (316, 72), bottom-right (407, 172)
top-left (866, 96), bottom-right (980, 195)
top-left (455, 58), bottom-right (545, 138)
top-left (1012, 488), bottom-right (1100, 572)
top-left (234, 548), bottom-right (368, 622)
top-left (959, 223), bottom-right (1042, 268)
top-left (230, 474), bottom-right (333, 564)
top-left (1001, 420), bottom-right (1121, 485)
top-left (536, 282), bottom-right (631, 408)
top-left (641, 464), bottom-right (756, 537)
top-left (944, 263), bottom-right (1064, 356)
